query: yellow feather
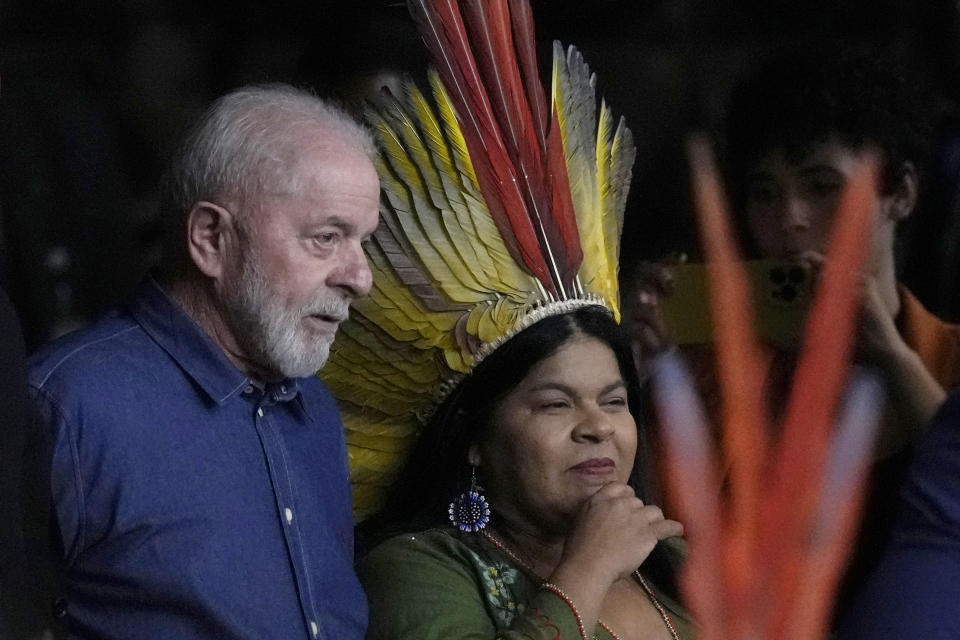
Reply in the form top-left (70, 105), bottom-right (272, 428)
top-left (553, 42), bottom-right (611, 309)
top-left (330, 330), bottom-right (438, 388)
top-left (595, 99), bottom-right (635, 320)
top-left (347, 446), bottom-right (408, 481)
top-left (429, 71), bottom-right (538, 297)
top-left (404, 81), bottom-right (503, 289)
top-left (345, 431), bottom-right (416, 455)
top-left (363, 240), bottom-right (463, 339)
top-left (609, 115), bottom-right (636, 257)
top-left (443, 348), bottom-right (471, 373)
top-left (339, 401), bottom-right (420, 437)
top-left (324, 365), bottom-right (425, 416)
top-left (378, 95), bottom-right (493, 297)
top-left (351, 482), bottom-right (395, 521)
top-left (597, 105), bottom-right (636, 321)
top-left (370, 112), bottom-right (488, 303)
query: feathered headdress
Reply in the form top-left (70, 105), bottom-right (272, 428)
top-left (321, 0), bottom-right (636, 520)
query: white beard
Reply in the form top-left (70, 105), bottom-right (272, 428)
top-left (225, 252), bottom-right (349, 378)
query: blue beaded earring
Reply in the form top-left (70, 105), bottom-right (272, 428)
top-left (448, 466), bottom-right (490, 532)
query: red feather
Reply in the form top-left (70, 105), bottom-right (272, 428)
top-left (408, 0), bottom-right (585, 297)
top-left (473, 0), bottom-right (582, 291)
top-left (688, 138), bottom-right (767, 634)
top-left (664, 139), bottom-right (881, 639)
top-left (507, 0), bottom-right (584, 285)
top-left (509, 0), bottom-right (548, 150)
top-left (758, 158), bottom-right (878, 636)
top-left (547, 105), bottom-right (584, 283)
top-left (460, 0), bottom-right (569, 293)
top-left (407, 0), bottom-right (554, 291)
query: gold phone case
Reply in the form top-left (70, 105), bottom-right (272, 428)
top-left (659, 260), bottom-right (814, 347)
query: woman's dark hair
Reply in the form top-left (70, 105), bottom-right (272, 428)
top-left (360, 305), bottom-right (681, 597)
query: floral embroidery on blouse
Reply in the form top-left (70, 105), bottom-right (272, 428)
top-left (468, 548), bottom-right (523, 625)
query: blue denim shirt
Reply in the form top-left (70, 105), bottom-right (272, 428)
top-left (28, 277), bottom-right (367, 640)
top-left (837, 390), bottom-right (960, 640)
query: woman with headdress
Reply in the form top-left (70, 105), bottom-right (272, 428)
top-left (322, 1), bottom-right (694, 638)
top-left (356, 305), bottom-right (692, 639)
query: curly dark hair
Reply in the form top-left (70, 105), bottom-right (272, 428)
top-left (723, 45), bottom-right (931, 203)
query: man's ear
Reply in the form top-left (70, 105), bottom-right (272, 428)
top-left (467, 444), bottom-right (482, 468)
top-left (885, 161), bottom-right (918, 223)
top-left (186, 201), bottom-right (237, 279)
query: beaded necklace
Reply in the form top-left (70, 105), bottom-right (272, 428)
top-left (481, 531), bottom-right (681, 640)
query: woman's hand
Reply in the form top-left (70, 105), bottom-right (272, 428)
top-left (562, 482), bottom-right (683, 584)
top-left (540, 483), bottom-right (682, 633)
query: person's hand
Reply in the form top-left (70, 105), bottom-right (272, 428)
top-left (559, 482), bottom-right (683, 585)
top-left (857, 270), bottom-right (947, 450)
top-left (856, 276), bottom-right (915, 366)
top-left (793, 251), bottom-right (906, 364)
top-left (625, 255), bottom-right (685, 368)
top-left (793, 251), bottom-right (945, 453)
top-left (538, 483), bottom-right (682, 631)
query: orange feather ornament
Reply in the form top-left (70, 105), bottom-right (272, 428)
top-left (651, 138), bottom-right (883, 640)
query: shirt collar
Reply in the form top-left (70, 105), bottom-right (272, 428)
top-left (131, 276), bottom-right (299, 406)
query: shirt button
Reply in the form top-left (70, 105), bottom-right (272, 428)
top-left (284, 507), bottom-right (294, 524)
top-left (257, 408), bottom-right (264, 417)
top-left (280, 384), bottom-right (287, 394)
top-left (310, 621), bottom-right (318, 637)
top-left (243, 385), bottom-right (254, 394)
top-left (52, 597), bottom-right (68, 618)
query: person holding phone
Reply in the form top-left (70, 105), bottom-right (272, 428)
top-left (627, 45), bottom-right (960, 620)
top-left (723, 48), bottom-right (956, 447)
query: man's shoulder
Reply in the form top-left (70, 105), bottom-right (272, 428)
top-left (28, 312), bottom-right (152, 392)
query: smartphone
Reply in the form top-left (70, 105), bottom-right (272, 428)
top-left (658, 260), bottom-right (814, 347)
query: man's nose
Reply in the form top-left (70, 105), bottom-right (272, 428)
top-left (332, 242), bottom-right (373, 298)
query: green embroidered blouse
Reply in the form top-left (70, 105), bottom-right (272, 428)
top-left (360, 528), bottom-right (695, 639)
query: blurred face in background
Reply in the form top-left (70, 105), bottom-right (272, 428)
top-left (743, 138), bottom-right (914, 277)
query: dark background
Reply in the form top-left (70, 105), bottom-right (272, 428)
top-left (3, 0), bottom-right (960, 350)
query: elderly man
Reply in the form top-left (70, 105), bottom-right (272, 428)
top-left (27, 84), bottom-right (379, 639)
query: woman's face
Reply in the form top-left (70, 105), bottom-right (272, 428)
top-left (472, 335), bottom-right (638, 536)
